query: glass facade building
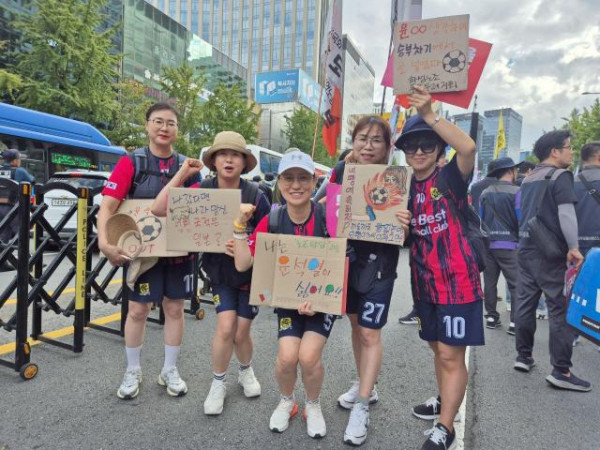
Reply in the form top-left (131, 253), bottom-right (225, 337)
top-left (482, 108), bottom-right (523, 173)
top-left (121, 0), bottom-right (248, 100)
top-left (452, 112), bottom-right (485, 176)
top-left (145, 0), bottom-right (330, 94)
top-left (340, 34), bottom-right (375, 150)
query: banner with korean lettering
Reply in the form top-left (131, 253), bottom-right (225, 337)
top-left (321, 0), bottom-right (343, 158)
top-left (394, 14), bottom-right (470, 95)
top-left (166, 188), bottom-right (240, 253)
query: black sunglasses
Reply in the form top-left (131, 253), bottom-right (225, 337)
top-left (401, 140), bottom-right (440, 155)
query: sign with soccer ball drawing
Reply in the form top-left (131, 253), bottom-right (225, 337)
top-left (117, 199), bottom-right (187, 257)
top-left (337, 164), bottom-right (412, 245)
top-left (393, 14), bottom-right (470, 95)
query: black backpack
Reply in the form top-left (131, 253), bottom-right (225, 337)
top-left (127, 147), bottom-right (185, 198)
top-left (200, 177), bottom-right (264, 288)
top-left (437, 176), bottom-right (490, 272)
top-left (267, 201), bottom-right (328, 237)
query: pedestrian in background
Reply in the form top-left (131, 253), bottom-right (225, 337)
top-left (514, 130), bottom-right (590, 392)
top-left (479, 157), bottom-right (520, 333)
top-left (574, 141), bottom-right (600, 255)
top-left (0, 149), bottom-right (35, 245)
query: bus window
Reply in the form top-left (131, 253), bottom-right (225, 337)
top-left (259, 151), bottom-right (270, 174)
top-left (269, 154), bottom-right (281, 174)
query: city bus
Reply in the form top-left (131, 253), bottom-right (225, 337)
top-left (0, 102), bottom-right (126, 182)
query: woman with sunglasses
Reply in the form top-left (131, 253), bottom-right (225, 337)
top-left (395, 86), bottom-right (483, 450)
top-left (329, 116), bottom-right (411, 446)
top-left (233, 150), bottom-right (335, 439)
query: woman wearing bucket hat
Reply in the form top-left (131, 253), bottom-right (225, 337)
top-left (232, 150), bottom-right (337, 439)
top-left (394, 86), bottom-right (482, 450)
top-left (98, 102), bottom-right (202, 401)
top-left (153, 130), bottom-right (271, 416)
top-left (327, 115), bottom-right (411, 446)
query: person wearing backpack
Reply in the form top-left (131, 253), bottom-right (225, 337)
top-left (328, 116), bottom-right (411, 447)
top-left (394, 86), bottom-right (483, 450)
top-left (514, 130), bottom-right (589, 392)
top-left (153, 131), bottom-right (271, 415)
top-left (479, 157), bottom-right (520, 333)
top-left (98, 103), bottom-right (201, 400)
top-left (0, 149), bottom-right (35, 245)
top-left (232, 150), bottom-right (335, 439)
top-left (574, 141), bottom-right (600, 255)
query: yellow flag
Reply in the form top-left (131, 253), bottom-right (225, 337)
top-left (494, 111), bottom-right (506, 158)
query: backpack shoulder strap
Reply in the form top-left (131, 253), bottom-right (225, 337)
top-left (268, 205), bottom-right (285, 234)
top-left (241, 179), bottom-right (260, 205)
top-left (333, 160), bottom-right (346, 184)
top-left (128, 148), bottom-right (149, 197)
top-left (200, 177), bottom-right (215, 188)
top-left (578, 173), bottom-right (600, 205)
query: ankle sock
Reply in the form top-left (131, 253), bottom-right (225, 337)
top-left (213, 371), bottom-right (226, 382)
top-left (163, 344), bottom-right (180, 371)
top-left (125, 345), bottom-right (142, 371)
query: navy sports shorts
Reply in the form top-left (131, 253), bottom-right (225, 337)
top-left (415, 300), bottom-right (485, 346)
top-left (276, 308), bottom-right (336, 339)
top-left (126, 257), bottom-right (194, 303)
top-left (346, 276), bottom-right (395, 329)
top-left (212, 284), bottom-right (258, 320)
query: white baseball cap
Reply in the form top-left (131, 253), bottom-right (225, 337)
top-left (277, 150), bottom-right (315, 175)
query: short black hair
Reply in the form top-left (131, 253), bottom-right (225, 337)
top-left (532, 130), bottom-right (571, 161)
top-left (580, 141), bottom-right (600, 163)
top-left (145, 102), bottom-right (180, 122)
top-left (494, 167), bottom-right (515, 180)
top-left (517, 160), bottom-right (535, 174)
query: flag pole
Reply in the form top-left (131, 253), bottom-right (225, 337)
top-left (311, 62), bottom-right (328, 160)
top-left (381, 0), bottom-right (398, 115)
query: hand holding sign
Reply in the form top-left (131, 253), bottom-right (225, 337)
top-left (408, 85), bottom-right (434, 119)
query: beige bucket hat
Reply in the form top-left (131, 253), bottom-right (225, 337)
top-left (201, 131), bottom-right (257, 174)
top-left (105, 213), bottom-right (158, 290)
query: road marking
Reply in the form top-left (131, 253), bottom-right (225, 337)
top-left (3, 279), bottom-right (123, 306)
top-left (455, 346), bottom-right (470, 449)
top-left (0, 312), bottom-right (121, 356)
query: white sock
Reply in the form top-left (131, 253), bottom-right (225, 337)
top-left (125, 346), bottom-right (142, 371)
top-left (163, 344), bottom-right (180, 371)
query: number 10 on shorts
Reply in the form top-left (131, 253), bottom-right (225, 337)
top-left (443, 315), bottom-right (465, 339)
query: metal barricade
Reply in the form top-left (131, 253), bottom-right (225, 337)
top-left (0, 178), bottom-right (38, 380)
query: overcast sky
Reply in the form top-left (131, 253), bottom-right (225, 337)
top-left (342, 0), bottom-right (600, 151)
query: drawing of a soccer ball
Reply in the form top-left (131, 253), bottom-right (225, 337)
top-left (369, 187), bottom-right (389, 206)
top-left (442, 50), bottom-right (467, 73)
top-left (137, 216), bottom-right (162, 242)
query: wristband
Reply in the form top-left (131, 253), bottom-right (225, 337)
top-left (233, 220), bottom-right (247, 231)
top-left (233, 232), bottom-right (248, 240)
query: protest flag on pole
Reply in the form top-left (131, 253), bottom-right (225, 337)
top-left (494, 110), bottom-right (506, 158)
top-left (321, 0), bottom-right (343, 158)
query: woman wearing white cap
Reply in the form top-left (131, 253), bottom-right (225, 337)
top-left (233, 150), bottom-right (333, 439)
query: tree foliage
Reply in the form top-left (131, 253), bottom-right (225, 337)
top-left (0, 69), bottom-right (23, 101)
top-left (564, 99), bottom-right (600, 166)
top-left (103, 80), bottom-right (150, 150)
top-left (13, 0), bottom-right (120, 124)
top-left (159, 61), bottom-right (205, 156)
top-left (197, 84), bottom-right (260, 149)
top-left (284, 107), bottom-right (333, 166)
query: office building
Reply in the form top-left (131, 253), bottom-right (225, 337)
top-left (146, 0), bottom-right (331, 93)
top-left (452, 112), bottom-right (485, 175)
top-left (481, 108), bottom-right (523, 173)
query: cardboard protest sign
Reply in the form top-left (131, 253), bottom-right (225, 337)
top-left (166, 188), bottom-right (240, 253)
top-left (337, 164), bottom-right (412, 245)
top-left (394, 14), bottom-right (470, 95)
top-left (116, 200), bottom-right (187, 257)
top-left (250, 233), bottom-right (348, 315)
top-left (383, 37), bottom-right (492, 110)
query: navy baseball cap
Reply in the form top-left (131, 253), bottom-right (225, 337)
top-left (394, 115), bottom-right (439, 150)
top-left (2, 149), bottom-right (21, 162)
top-left (487, 157), bottom-right (517, 176)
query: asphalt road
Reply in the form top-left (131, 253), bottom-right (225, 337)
top-left (1, 249), bottom-right (599, 449)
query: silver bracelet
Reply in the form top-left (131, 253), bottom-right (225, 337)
top-left (429, 115), bottom-right (441, 128)
top-left (233, 233), bottom-right (248, 240)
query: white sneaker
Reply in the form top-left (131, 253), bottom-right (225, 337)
top-left (238, 367), bottom-right (261, 397)
top-left (117, 368), bottom-right (142, 400)
top-left (269, 396), bottom-right (298, 433)
top-left (343, 402), bottom-right (369, 446)
top-left (204, 379), bottom-right (227, 415)
top-left (337, 380), bottom-right (378, 409)
top-left (303, 401), bottom-right (326, 438)
top-left (158, 366), bottom-right (188, 397)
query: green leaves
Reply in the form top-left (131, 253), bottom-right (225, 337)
top-left (563, 99), bottom-right (600, 167)
top-left (283, 108), bottom-right (334, 166)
